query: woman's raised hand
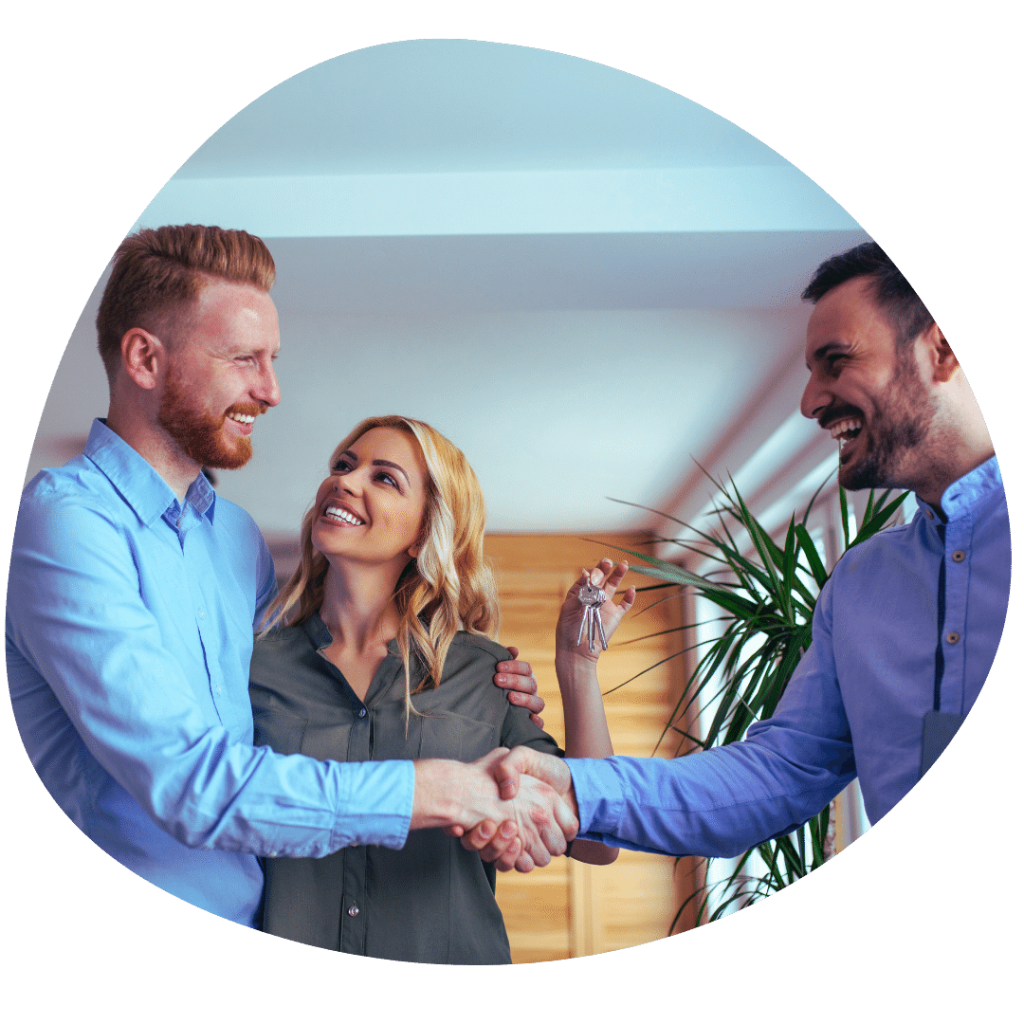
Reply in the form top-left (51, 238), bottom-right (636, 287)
top-left (555, 558), bottom-right (635, 663)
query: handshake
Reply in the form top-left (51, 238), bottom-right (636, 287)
top-left (412, 746), bottom-right (580, 872)
top-left (409, 558), bottom-right (633, 871)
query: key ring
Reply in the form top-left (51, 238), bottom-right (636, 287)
top-left (576, 570), bottom-right (608, 652)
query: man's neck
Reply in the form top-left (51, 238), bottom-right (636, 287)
top-left (913, 379), bottom-right (996, 508)
top-left (105, 405), bottom-right (200, 503)
top-left (913, 445), bottom-right (995, 510)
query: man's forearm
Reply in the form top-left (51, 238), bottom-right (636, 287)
top-left (411, 759), bottom-right (501, 831)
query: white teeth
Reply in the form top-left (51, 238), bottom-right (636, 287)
top-left (228, 413), bottom-right (256, 425)
top-left (829, 417), bottom-right (863, 442)
top-left (324, 505), bottom-right (365, 526)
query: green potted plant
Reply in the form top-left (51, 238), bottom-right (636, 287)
top-left (607, 474), bottom-right (909, 927)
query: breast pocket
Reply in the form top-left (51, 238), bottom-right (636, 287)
top-left (372, 697), bottom-right (498, 763)
top-left (417, 711), bottom-right (497, 762)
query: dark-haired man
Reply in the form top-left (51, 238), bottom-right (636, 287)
top-left (6, 224), bottom-right (569, 929)
top-left (471, 242), bottom-right (1009, 862)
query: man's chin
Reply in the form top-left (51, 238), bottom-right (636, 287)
top-left (838, 448), bottom-right (878, 492)
top-left (205, 438), bottom-right (253, 472)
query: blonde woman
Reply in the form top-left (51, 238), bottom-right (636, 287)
top-left (249, 415), bottom-right (631, 963)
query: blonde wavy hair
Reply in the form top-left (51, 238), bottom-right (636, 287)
top-left (261, 416), bottom-right (500, 712)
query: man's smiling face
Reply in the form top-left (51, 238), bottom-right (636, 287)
top-left (157, 279), bottom-right (281, 471)
top-left (800, 276), bottom-right (938, 492)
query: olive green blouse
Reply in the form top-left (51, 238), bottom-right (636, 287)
top-left (249, 613), bottom-right (560, 964)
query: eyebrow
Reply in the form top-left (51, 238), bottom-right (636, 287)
top-left (373, 459), bottom-right (412, 486)
top-left (339, 451), bottom-right (412, 487)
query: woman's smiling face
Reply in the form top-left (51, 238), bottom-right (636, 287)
top-left (311, 426), bottom-right (429, 573)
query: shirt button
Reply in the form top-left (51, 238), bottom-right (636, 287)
top-left (199, 609), bottom-right (206, 619)
top-left (946, 631), bottom-right (960, 644)
top-left (358, 708), bottom-right (367, 718)
top-left (347, 905), bottom-right (360, 917)
top-left (952, 550), bottom-right (965, 562)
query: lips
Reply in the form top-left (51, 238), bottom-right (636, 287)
top-left (821, 406), bottom-right (862, 438)
top-left (828, 416), bottom-right (862, 442)
top-left (225, 415), bottom-right (254, 436)
top-left (819, 408), bottom-right (865, 465)
top-left (322, 502), bottom-right (366, 527)
top-left (225, 403), bottom-right (265, 433)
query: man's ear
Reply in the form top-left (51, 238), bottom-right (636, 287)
top-left (920, 321), bottom-right (959, 383)
top-left (121, 328), bottom-right (166, 390)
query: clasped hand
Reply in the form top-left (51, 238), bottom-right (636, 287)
top-left (450, 559), bottom-right (632, 870)
top-left (453, 749), bottom-right (577, 871)
top-left (456, 746), bottom-right (578, 871)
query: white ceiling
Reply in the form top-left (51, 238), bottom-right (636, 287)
top-left (29, 39), bottom-right (868, 540)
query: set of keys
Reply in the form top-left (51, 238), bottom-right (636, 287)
top-left (576, 570), bottom-right (608, 652)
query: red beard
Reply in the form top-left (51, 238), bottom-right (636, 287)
top-left (157, 370), bottom-right (263, 471)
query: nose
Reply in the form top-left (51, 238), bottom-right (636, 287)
top-left (334, 468), bottom-right (366, 496)
top-left (253, 361), bottom-right (281, 408)
top-left (800, 369), bottom-right (828, 421)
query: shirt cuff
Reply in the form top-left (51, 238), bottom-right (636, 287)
top-left (331, 759), bottom-right (415, 850)
top-left (564, 757), bottom-right (625, 839)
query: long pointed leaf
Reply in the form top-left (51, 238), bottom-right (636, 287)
top-left (794, 523), bottom-right (829, 589)
top-left (839, 486), bottom-right (851, 549)
top-left (801, 468), bottom-right (838, 527)
top-left (613, 473), bottom-right (860, 932)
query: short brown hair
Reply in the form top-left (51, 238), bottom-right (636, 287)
top-left (95, 224), bottom-right (276, 383)
top-left (802, 241), bottom-right (934, 349)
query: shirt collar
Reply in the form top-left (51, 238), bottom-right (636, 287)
top-left (304, 612), bottom-right (333, 650)
top-left (83, 418), bottom-right (217, 527)
top-left (915, 454), bottom-right (1003, 524)
top-left (303, 611), bottom-right (401, 656)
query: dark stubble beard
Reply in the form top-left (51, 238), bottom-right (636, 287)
top-left (840, 351), bottom-right (939, 491)
top-left (157, 368), bottom-right (257, 471)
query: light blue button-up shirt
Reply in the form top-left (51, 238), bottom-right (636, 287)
top-left (6, 419), bottom-right (414, 926)
top-left (569, 456), bottom-right (1010, 857)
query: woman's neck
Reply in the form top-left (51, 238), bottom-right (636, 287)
top-left (318, 560), bottom-right (405, 652)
